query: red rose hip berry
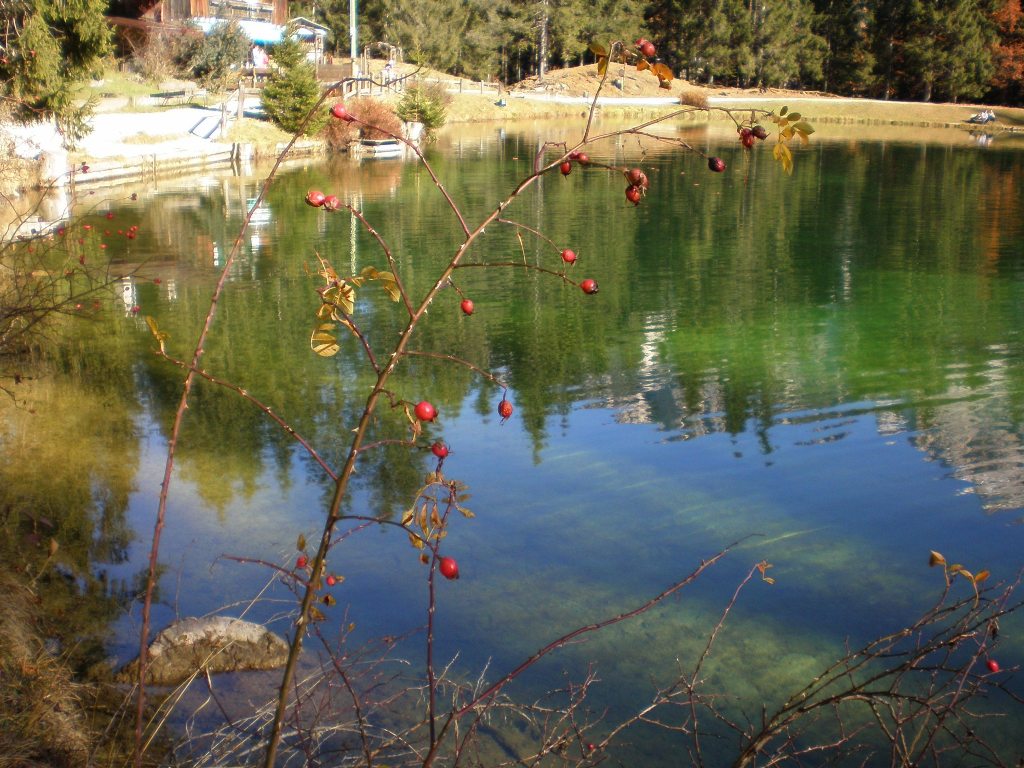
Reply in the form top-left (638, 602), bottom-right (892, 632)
top-left (987, 659), bottom-right (1001, 673)
top-left (752, 124), bottom-right (769, 140)
top-left (414, 400), bottom-right (437, 422)
top-left (460, 298), bottom-right (474, 315)
top-left (640, 40), bottom-right (656, 58)
top-left (580, 279), bottom-right (599, 294)
top-left (625, 168), bottom-right (648, 188)
top-left (296, 555), bottom-right (308, 569)
top-left (561, 248), bottom-right (577, 265)
top-left (330, 103), bottom-right (354, 121)
top-left (439, 556), bottom-right (460, 580)
top-left (306, 190), bottom-right (327, 207)
top-left (497, 398), bottom-right (513, 421)
top-left (707, 156), bottom-right (726, 173)
top-left (625, 185), bottom-right (642, 205)
top-left (560, 160), bottom-right (572, 176)
top-left (431, 441), bottom-right (449, 458)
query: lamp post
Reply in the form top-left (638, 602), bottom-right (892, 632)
top-left (349, 0), bottom-right (359, 77)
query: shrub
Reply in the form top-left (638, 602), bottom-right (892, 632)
top-left (395, 83), bottom-right (450, 139)
top-left (261, 34), bottom-right (328, 136)
top-left (351, 98), bottom-right (403, 141)
top-left (176, 21), bottom-right (248, 90)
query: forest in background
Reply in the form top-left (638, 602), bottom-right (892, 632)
top-left (296, 0), bottom-right (1024, 105)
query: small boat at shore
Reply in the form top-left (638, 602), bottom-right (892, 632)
top-left (357, 138), bottom-right (403, 158)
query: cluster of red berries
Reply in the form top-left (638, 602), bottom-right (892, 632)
top-left (559, 150), bottom-right (591, 177)
top-left (738, 124), bottom-right (770, 149)
top-left (305, 190), bottom-right (342, 210)
top-left (624, 167), bottom-right (649, 206)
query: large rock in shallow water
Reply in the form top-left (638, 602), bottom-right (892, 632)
top-left (121, 617), bottom-right (289, 685)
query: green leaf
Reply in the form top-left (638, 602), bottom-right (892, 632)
top-left (793, 121), bottom-right (815, 135)
top-left (311, 323), bottom-right (340, 357)
top-left (787, 112), bottom-right (801, 122)
top-left (779, 105), bottom-right (788, 117)
top-left (589, 42), bottom-right (607, 57)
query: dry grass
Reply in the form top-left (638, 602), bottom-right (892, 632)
top-left (0, 573), bottom-right (92, 768)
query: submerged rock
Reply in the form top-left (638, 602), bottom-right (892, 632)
top-left (121, 616), bottom-right (289, 685)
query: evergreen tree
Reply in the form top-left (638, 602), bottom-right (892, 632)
top-left (813, 0), bottom-right (875, 94)
top-left (551, 0), bottom-right (645, 69)
top-left (751, 0), bottom-right (827, 88)
top-left (942, 0), bottom-right (997, 101)
top-left (177, 20), bottom-right (250, 89)
top-left (870, 0), bottom-right (914, 98)
top-left (0, 0), bottom-right (112, 144)
top-left (647, 0), bottom-right (753, 86)
top-left (261, 33), bottom-right (328, 135)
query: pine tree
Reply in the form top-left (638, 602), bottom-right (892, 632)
top-left (813, 0), bottom-right (875, 94)
top-left (751, 0), bottom-right (827, 89)
top-left (648, 0), bottom-right (753, 86)
top-left (0, 0), bottom-right (112, 144)
top-left (261, 33), bottom-right (328, 135)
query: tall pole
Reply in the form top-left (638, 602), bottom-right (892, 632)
top-left (349, 0), bottom-right (359, 76)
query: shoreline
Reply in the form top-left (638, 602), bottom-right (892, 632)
top-left (6, 87), bottom-right (1024, 194)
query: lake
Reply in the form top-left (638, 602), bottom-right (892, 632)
top-left (3, 115), bottom-right (1023, 765)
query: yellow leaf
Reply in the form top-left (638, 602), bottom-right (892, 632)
top-left (959, 569), bottom-right (975, 582)
top-left (929, 551), bottom-right (946, 567)
top-left (763, 577), bottom-right (775, 585)
top-left (773, 142), bottom-right (793, 175)
top-left (597, 56), bottom-right (608, 77)
top-left (322, 594), bottom-right (336, 606)
top-left (589, 42), bottom-right (607, 57)
top-left (311, 324), bottom-right (340, 357)
top-left (408, 531), bottom-right (424, 549)
top-left (401, 508), bottom-right (414, 526)
top-left (974, 569), bottom-right (990, 584)
top-left (458, 506), bottom-right (475, 519)
top-left (781, 126), bottom-right (794, 140)
top-left (419, 552), bottom-right (429, 564)
top-left (297, 534), bottom-right (307, 551)
top-left (636, 58), bottom-right (649, 72)
top-left (309, 606), bottom-right (326, 622)
top-left (48, 538), bottom-right (59, 556)
top-left (652, 63), bottom-right (674, 83)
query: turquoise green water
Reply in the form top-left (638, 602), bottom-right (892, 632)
top-left (5, 120), bottom-right (1024, 764)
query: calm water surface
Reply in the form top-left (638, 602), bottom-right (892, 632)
top-left (5, 119), bottom-right (1024, 764)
